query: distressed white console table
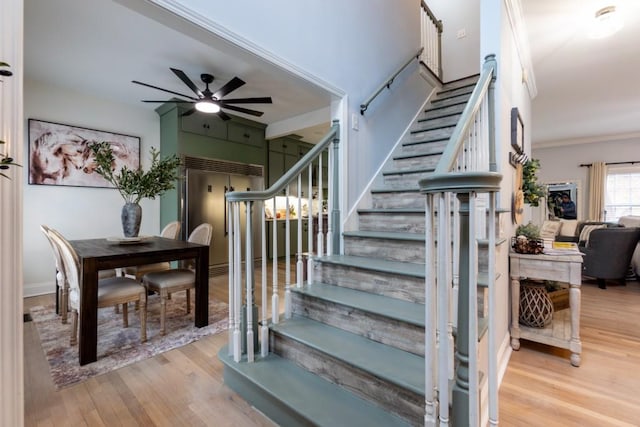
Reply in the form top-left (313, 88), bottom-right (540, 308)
top-left (509, 251), bottom-right (584, 367)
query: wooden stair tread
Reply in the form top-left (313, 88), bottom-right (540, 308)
top-left (293, 283), bottom-right (425, 327)
top-left (316, 254), bottom-right (425, 278)
top-left (270, 316), bottom-right (425, 396)
top-left (218, 347), bottom-right (411, 427)
top-left (343, 230), bottom-right (425, 242)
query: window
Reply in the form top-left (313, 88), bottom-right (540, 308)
top-left (604, 165), bottom-right (640, 222)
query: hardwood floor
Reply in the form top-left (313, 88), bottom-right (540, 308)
top-left (499, 278), bottom-right (640, 426)
top-left (24, 272), bottom-right (640, 426)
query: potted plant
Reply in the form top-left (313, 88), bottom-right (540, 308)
top-left (0, 140), bottom-right (21, 179)
top-left (521, 159), bottom-right (546, 206)
top-left (513, 222), bottom-right (544, 254)
top-left (0, 62), bottom-right (20, 180)
top-left (89, 142), bottom-right (181, 237)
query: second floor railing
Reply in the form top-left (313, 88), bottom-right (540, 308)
top-left (225, 121), bottom-right (340, 363)
top-left (420, 1), bottom-right (443, 81)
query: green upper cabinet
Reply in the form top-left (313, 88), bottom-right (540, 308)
top-left (156, 103), bottom-right (267, 166)
top-left (181, 112), bottom-right (227, 140)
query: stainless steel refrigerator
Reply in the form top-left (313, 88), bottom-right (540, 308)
top-left (182, 161), bottom-right (264, 274)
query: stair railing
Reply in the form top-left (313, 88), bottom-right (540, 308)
top-left (420, 1), bottom-right (443, 81)
top-left (226, 121), bottom-right (340, 363)
top-left (421, 54), bottom-right (500, 426)
top-left (360, 47), bottom-right (424, 115)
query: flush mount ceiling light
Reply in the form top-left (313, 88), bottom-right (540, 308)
top-left (590, 5), bottom-right (624, 39)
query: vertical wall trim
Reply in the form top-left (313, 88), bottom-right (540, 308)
top-left (0, 0), bottom-right (25, 425)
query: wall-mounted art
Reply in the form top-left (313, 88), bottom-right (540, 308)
top-left (510, 107), bottom-right (524, 154)
top-left (28, 119), bottom-right (140, 188)
top-left (508, 107), bottom-right (527, 168)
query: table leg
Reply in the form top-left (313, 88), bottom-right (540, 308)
top-left (194, 245), bottom-right (209, 327)
top-left (510, 276), bottom-right (521, 350)
top-left (79, 258), bottom-right (99, 365)
top-left (569, 282), bottom-right (582, 367)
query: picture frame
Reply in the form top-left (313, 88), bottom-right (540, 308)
top-left (510, 107), bottom-right (524, 154)
top-left (28, 119), bottom-right (140, 188)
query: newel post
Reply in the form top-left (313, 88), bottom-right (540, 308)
top-left (330, 120), bottom-right (341, 255)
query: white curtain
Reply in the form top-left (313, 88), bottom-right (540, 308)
top-left (588, 162), bottom-right (607, 221)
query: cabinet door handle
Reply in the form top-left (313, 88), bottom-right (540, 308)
top-left (243, 133), bottom-right (250, 138)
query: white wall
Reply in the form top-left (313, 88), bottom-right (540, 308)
top-left (151, 0), bottom-right (430, 212)
top-left (23, 78), bottom-right (161, 296)
top-left (428, 0), bottom-right (481, 81)
top-left (479, 0), bottom-right (536, 383)
top-left (533, 136), bottom-right (640, 222)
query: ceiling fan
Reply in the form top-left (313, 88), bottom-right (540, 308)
top-left (132, 68), bottom-right (272, 120)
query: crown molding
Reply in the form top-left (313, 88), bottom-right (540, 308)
top-left (533, 131), bottom-right (640, 150)
top-left (504, 0), bottom-right (538, 99)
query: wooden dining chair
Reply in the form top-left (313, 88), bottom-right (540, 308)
top-left (142, 223), bottom-right (212, 336)
top-left (122, 220), bottom-right (182, 281)
top-left (48, 229), bottom-right (148, 346)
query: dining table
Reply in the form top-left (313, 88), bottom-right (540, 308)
top-left (69, 236), bottom-right (210, 366)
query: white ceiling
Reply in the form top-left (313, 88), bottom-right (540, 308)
top-left (521, 0), bottom-right (640, 145)
top-left (25, 0), bottom-right (640, 147)
top-left (24, 0), bottom-right (334, 143)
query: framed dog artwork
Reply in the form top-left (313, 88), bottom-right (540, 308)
top-left (28, 119), bottom-right (140, 188)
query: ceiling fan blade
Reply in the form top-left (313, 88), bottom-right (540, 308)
top-left (132, 80), bottom-right (198, 101)
top-left (221, 104), bottom-right (264, 117)
top-left (142, 100), bottom-right (195, 103)
top-left (181, 108), bottom-right (196, 117)
top-left (213, 77), bottom-right (245, 99)
top-left (170, 68), bottom-right (202, 97)
top-left (217, 110), bottom-right (232, 121)
top-left (220, 97), bottom-right (273, 104)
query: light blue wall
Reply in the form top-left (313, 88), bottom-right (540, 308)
top-left (157, 0), bottom-right (431, 210)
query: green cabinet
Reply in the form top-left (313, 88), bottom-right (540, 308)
top-left (156, 103), bottom-right (267, 228)
top-left (268, 136), bottom-right (315, 197)
top-left (181, 113), bottom-right (227, 139)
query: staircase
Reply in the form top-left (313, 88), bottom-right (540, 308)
top-left (220, 76), bottom-right (487, 426)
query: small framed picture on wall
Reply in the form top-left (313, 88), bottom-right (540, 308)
top-left (510, 107), bottom-right (524, 154)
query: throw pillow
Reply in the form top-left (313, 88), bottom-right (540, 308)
top-left (540, 220), bottom-right (562, 240)
top-left (579, 224), bottom-right (606, 246)
top-left (559, 219), bottom-right (578, 237)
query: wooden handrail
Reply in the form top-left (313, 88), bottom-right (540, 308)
top-left (435, 54), bottom-right (497, 174)
top-left (226, 121), bottom-right (339, 202)
top-left (360, 48), bottom-right (423, 115)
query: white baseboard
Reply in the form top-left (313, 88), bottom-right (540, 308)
top-left (24, 281), bottom-right (55, 298)
top-left (497, 331), bottom-right (513, 385)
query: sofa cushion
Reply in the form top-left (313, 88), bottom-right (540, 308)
top-left (559, 219), bottom-right (578, 237)
top-left (540, 220), bottom-right (562, 239)
top-left (579, 224), bottom-right (607, 247)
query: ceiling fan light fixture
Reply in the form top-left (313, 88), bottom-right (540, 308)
top-left (590, 5), bottom-right (623, 39)
top-left (195, 100), bottom-right (221, 113)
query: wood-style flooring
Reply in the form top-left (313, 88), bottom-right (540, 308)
top-left (24, 271), bottom-right (640, 426)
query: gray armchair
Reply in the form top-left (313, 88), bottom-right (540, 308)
top-left (580, 227), bottom-right (640, 289)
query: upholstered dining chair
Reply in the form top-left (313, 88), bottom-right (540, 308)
top-left (122, 221), bottom-right (182, 281)
top-left (48, 229), bottom-right (148, 346)
top-left (142, 223), bottom-right (212, 336)
top-left (41, 225), bottom-right (119, 323)
top-left (40, 225), bottom-right (68, 323)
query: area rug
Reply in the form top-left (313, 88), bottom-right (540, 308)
top-left (30, 293), bottom-right (228, 389)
